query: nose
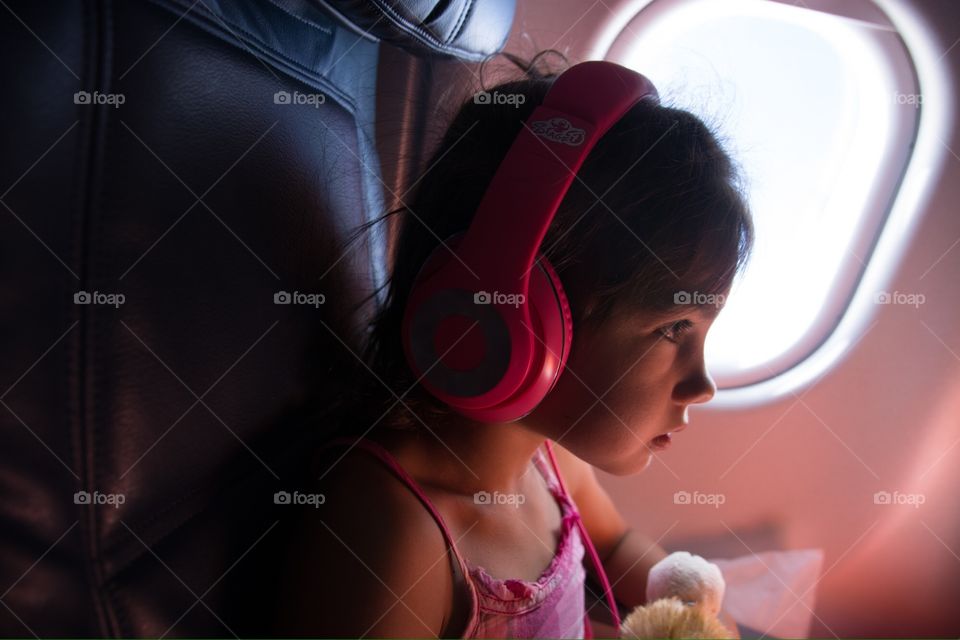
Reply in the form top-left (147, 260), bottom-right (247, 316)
top-left (672, 364), bottom-right (717, 406)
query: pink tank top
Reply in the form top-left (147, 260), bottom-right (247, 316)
top-left (317, 435), bottom-right (596, 639)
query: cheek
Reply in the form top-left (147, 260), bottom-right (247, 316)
top-left (533, 331), bottom-right (676, 468)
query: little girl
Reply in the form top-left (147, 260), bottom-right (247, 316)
top-left (277, 51), bottom-right (753, 639)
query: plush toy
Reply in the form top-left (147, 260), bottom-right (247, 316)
top-left (619, 551), bottom-right (738, 639)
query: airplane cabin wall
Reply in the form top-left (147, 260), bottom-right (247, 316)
top-left (499, 0), bottom-right (960, 635)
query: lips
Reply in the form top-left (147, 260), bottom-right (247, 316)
top-left (655, 423), bottom-right (687, 439)
top-left (650, 410), bottom-right (690, 447)
top-left (650, 433), bottom-right (672, 451)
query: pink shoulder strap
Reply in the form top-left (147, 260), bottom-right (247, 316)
top-left (543, 439), bottom-right (620, 634)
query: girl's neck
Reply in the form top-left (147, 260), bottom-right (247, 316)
top-left (370, 420), bottom-right (548, 498)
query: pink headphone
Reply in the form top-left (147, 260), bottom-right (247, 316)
top-left (401, 60), bottom-right (659, 424)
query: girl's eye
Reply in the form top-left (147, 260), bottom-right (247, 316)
top-left (658, 319), bottom-right (694, 343)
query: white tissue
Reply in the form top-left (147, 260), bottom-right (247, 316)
top-left (707, 548), bottom-right (825, 639)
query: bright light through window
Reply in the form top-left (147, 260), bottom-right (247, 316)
top-left (609, 0), bottom-right (919, 388)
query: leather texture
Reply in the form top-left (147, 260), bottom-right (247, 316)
top-left (314, 0), bottom-right (516, 61)
top-left (0, 0), bottom-right (510, 636)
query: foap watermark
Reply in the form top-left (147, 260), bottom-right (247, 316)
top-left (674, 490), bottom-right (726, 509)
top-left (74, 490), bottom-right (126, 508)
top-left (274, 90), bottom-right (325, 108)
top-left (874, 490), bottom-right (925, 508)
top-left (274, 290), bottom-right (326, 308)
top-left (274, 490), bottom-right (326, 508)
top-left (892, 91), bottom-right (923, 108)
top-left (674, 291), bottom-right (726, 308)
top-left (473, 90), bottom-right (526, 108)
top-left (874, 290), bottom-right (925, 308)
top-left (474, 490), bottom-right (525, 508)
top-left (474, 290), bottom-right (525, 308)
top-left (74, 290), bottom-right (125, 308)
top-left (74, 90), bottom-right (125, 108)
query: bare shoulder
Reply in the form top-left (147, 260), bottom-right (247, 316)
top-left (275, 444), bottom-right (456, 638)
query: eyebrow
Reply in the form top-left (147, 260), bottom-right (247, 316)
top-left (640, 301), bottom-right (725, 326)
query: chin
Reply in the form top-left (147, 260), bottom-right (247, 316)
top-left (596, 448), bottom-right (654, 476)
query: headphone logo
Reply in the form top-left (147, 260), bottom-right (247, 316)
top-left (530, 117), bottom-right (586, 146)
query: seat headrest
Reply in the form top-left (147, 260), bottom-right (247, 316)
top-left (310, 0), bottom-right (516, 61)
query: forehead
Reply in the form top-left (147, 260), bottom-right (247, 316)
top-left (698, 303), bottom-right (724, 319)
top-left (653, 300), bottom-right (724, 320)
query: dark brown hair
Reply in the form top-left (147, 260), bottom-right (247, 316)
top-left (330, 51), bottom-right (754, 436)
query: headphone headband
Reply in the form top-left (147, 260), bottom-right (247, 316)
top-left (455, 61), bottom-right (660, 292)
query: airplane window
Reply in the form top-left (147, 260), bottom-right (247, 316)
top-left (603, 0), bottom-right (922, 394)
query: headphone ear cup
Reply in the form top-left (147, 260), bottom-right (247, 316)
top-left (527, 254), bottom-right (574, 397)
top-left (463, 255), bottom-right (572, 423)
top-left (401, 232), bottom-right (573, 423)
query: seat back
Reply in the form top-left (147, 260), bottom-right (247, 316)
top-left (0, 0), bottom-right (513, 635)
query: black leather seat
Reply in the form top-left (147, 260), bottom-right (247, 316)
top-left (0, 1), bottom-right (513, 636)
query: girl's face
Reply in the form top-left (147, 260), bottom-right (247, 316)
top-left (524, 296), bottom-right (725, 475)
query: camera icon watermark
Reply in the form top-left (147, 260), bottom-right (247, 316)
top-left (873, 290), bottom-right (925, 308)
top-left (473, 91), bottom-right (526, 108)
top-left (673, 490), bottom-right (726, 509)
top-left (873, 490), bottom-right (925, 508)
top-left (74, 290), bottom-right (125, 308)
top-left (274, 90), bottom-right (326, 108)
top-left (473, 490), bottom-right (525, 508)
top-left (74, 91), bottom-right (125, 108)
top-left (673, 291), bottom-right (726, 308)
top-left (473, 290), bottom-right (525, 308)
top-left (274, 490), bottom-right (326, 508)
top-left (74, 490), bottom-right (126, 508)
top-left (274, 290), bottom-right (326, 308)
